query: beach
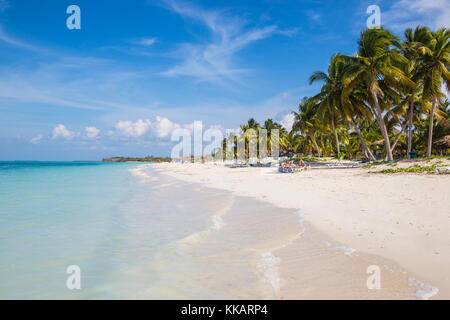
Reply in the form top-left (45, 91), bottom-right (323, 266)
top-left (148, 159), bottom-right (450, 299)
top-left (1, 161), bottom-right (448, 300)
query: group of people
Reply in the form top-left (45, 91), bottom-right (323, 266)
top-left (279, 160), bottom-right (309, 173)
top-left (280, 160), bottom-right (307, 169)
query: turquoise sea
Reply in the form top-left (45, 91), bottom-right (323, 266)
top-left (0, 161), bottom-right (284, 299)
top-left (0, 162), bottom-right (138, 298)
top-left (0, 161), bottom-right (223, 299)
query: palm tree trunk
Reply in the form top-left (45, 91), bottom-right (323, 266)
top-left (331, 116), bottom-right (340, 155)
top-left (391, 121), bottom-right (408, 154)
top-left (426, 99), bottom-right (436, 157)
top-left (407, 93), bottom-right (415, 158)
top-left (372, 91), bottom-right (393, 161)
top-left (351, 120), bottom-right (376, 162)
top-left (310, 133), bottom-right (321, 157)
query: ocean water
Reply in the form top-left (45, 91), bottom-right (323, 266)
top-left (0, 161), bottom-right (285, 299)
top-left (0, 162), bottom-right (138, 298)
top-left (0, 162), bottom-right (431, 299)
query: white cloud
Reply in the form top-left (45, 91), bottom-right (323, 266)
top-left (306, 10), bottom-right (321, 22)
top-left (114, 119), bottom-right (152, 138)
top-left (30, 134), bottom-right (43, 144)
top-left (442, 82), bottom-right (449, 102)
top-left (52, 124), bottom-right (74, 140)
top-left (279, 113), bottom-right (295, 132)
top-left (161, 0), bottom-right (279, 82)
top-left (152, 116), bottom-right (180, 138)
top-left (113, 117), bottom-right (182, 139)
top-left (85, 126), bottom-right (100, 139)
top-left (133, 37), bottom-right (157, 46)
top-left (383, 0), bottom-right (450, 31)
top-left (113, 116), bottom-right (224, 140)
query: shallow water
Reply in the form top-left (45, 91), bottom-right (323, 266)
top-left (0, 162), bottom-right (431, 299)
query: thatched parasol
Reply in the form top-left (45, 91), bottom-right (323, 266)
top-left (433, 135), bottom-right (450, 150)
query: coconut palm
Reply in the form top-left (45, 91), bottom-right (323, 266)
top-left (240, 118), bottom-right (260, 132)
top-left (418, 28), bottom-right (450, 156)
top-left (262, 118), bottom-right (286, 156)
top-left (309, 54), bottom-right (346, 156)
top-left (292, 97), bottom-right (322, 156)
top-left (342, 87), bottom-right (378, 162)
top-left (400, 26), bottom-right (433, 157)
top-left (342, 28), bottom-right (415, 161)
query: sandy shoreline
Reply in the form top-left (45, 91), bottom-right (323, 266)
top-left (149, 160), bottom-right (450, 299)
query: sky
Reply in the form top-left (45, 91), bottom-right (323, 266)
top-left (0, 0), bottom-right (448, 160)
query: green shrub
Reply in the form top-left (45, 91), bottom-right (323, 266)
top-left (379, 164), bottom-right (437, 174)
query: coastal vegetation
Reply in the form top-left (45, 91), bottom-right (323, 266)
top-left (102, 156), bottom-right (171, 163)
top-left (233, 26), bottom-right (449, 161)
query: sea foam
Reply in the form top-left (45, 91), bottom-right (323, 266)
top-left (258, 252), bottom-right (281, 294)
top-left (408, 277), bottom-right (439, 300)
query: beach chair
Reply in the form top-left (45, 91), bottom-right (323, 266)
top-left (436, 167), bottom-right (450, 174)
top-left (327, 155), bottom-right (344, 167)
top-left (349, 161), bottom-right (362, 168)
top-left (278, 166), bottom-right (289, 173)
top-left (278, 165), bottom-right (306, 173)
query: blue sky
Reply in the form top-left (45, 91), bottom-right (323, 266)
top-left (0, 0), bottom-right (448, 160)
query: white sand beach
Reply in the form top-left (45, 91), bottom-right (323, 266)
top-left (149, 159), bottom-right (450, 299)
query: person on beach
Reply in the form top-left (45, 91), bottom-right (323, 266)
top-left (299, 160), bottom-right (306, 168)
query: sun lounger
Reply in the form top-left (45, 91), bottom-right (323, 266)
top-left (349, 161), bottom-right (362, 168)
top-left (250, 163), bottom-right (272, 168)
top-left (327, 156), bottom-right (344, 167)
top-left (436, 167), bottom-right (450, 174)
top-left (278, 166), bottom-right (306, 173)
top-left (326, 159), bottom-right (361, 168)
top-left (230, 164), bottom-right (248, 168)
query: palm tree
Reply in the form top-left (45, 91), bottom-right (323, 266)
top-left (418, 28), bottom-right (450, 156)
top-left (309, 54), bottom-right (346, 156)
top-left (292, 97), bottom-right (322, 156)
top-left (262, 118), bottom-right (286, 156)
top-left (401, 26), bottom-right (433, 157)
top-left (240, 118), bottom-right (260, 131)
top-left (342, 28), bottom-right (415, 161)
top-left (279, 131), bottom-right (304, 155)
top-left (341, 87), bottom-right (378, 162)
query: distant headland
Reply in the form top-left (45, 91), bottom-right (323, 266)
top-left (102, 156), bottom-right (171, 163)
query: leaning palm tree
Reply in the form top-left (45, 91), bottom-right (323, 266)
top-left (418, 28), bottom-right (450, 156)
top-left (342, 28), bottom-right (415, 161)
top-left (292, 97), bottom-right (322, 156)
top-left (341, 87), bottom-right (378, 162)
top-left (309, 54), bottom-right (346, 155)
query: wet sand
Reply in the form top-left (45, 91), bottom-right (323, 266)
top-left (131, 165), bottom-right (434, 299)
top-left (145, 162), bottom-right (450, 299)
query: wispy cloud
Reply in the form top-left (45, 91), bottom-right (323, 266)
top-left (0, 0), bottom-right (9, 12)
top-left (0, 55), bottom-right (162, 113)
top-left (306, 10), bottom-right (321, 23)
top-left (30, 134), bottom-right (43, 145)
top-left (160, 0), bottom-right (279, 82)
top-left (131, 37), bottom-right (157, 46)
top-left (383, 0), bottom-right (450, 31)
top-left (0, 26), bottom-right (45, 52)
